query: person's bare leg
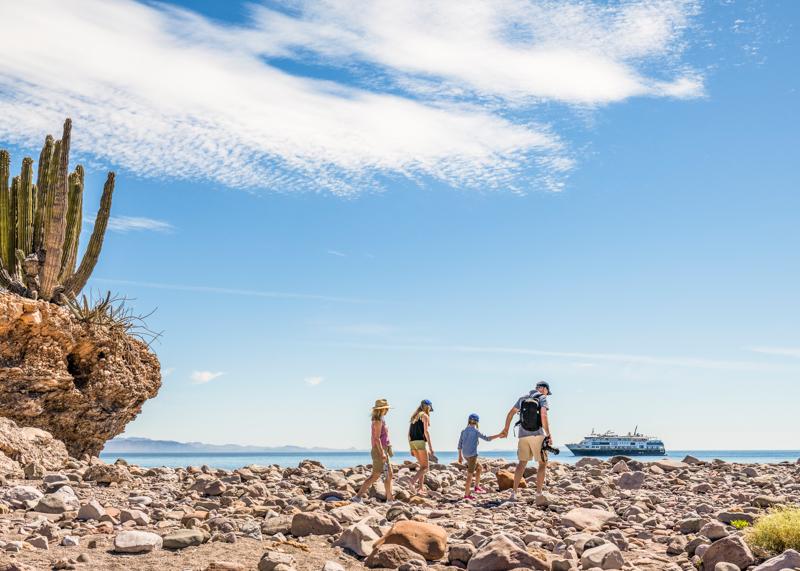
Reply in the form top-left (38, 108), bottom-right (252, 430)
top-left (464, 471), bottom-right (472, 497)
top-left (513, 461), bottom-right (527, 493)
top-left (415, 452), bottom-right (429, 494)
top-left (536, 461), bottom-right (547, 494)
top-left (413, 450), bottom-right (427, 493)
top-left (357, 470), bottom-right (380, 497)
top-left (474, 463), bottom-right (483, 492)
top-left (384, 466), bottom-right (394, 501)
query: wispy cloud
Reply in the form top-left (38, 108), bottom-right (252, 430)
top-left (305, 376), bottom-right (325, 387)
top-left (0, 0), bottom-right (703, 195)
top-left (190, 370), bottom-right (225, 384)
top-left (108, 216), bottom-right (174, 234)
top-left (748, 346), bottom-right (800, 358)
top-left (327, 250), bottom-right (347, 258)
top-left (247, 0), bottom-right (703, 104)
top-left (335, 342), bottom-right (800, 373)
top-left (92, 278), bottom-right (371, 304)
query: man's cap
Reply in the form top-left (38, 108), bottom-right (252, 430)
top-left (422, 399), bottom-right (434, 411)
top-left (468, 413), bottom-right (480, 422)
top-left (535, 381), bottom-right (552, 395)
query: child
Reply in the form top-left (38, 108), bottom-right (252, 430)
top-left (457, 413), bottom-right (499, 500)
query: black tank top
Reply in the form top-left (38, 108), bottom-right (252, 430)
top-left (409, 416), bottom-right (426, 441)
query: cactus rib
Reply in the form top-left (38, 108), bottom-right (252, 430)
top-left (63, 171), bottom-right (114, 299)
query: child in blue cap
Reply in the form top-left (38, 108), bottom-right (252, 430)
top-left (457, 413), bottom-right (500, 500)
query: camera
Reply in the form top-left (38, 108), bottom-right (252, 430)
top-left (543, 436), bottom-right (560, 455)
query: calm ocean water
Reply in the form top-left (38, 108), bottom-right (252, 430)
top-left (99, 450), bottom-right (800, 471)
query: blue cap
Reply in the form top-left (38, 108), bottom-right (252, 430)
top-left (422, 399), bottom-right (434, 411)
top-left (468, 413), bottom-right (480, 422)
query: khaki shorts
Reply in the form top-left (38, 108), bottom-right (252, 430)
top-left (409, 440), bottom-right (427, 452)
top-left (465, 456), bottom-right (479, 473)
top-left (517, 435), bottom-right (547, 463)
top-left (371, 446), bottom-right (387, 473)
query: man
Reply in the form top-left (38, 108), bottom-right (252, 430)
top-left (500, 381), bottom-right (552, 501)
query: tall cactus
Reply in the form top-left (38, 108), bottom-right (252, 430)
top-left (0, 150), bottom-right (11, 278)
top-left (0, 119), bottom-right (117, 302)
top-left (63, 172), bottom-right (114, 299)
top-left (39, 119), bottom-right (72, 299)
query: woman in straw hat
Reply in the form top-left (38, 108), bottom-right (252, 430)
top-left (353, 399), bottom-right (394, 502)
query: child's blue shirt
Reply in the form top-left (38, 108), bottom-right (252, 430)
top-left (458, 425), bottom-right (490, 458)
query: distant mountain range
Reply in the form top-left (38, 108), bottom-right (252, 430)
top-left (102, 437), bottom-right (358, 454)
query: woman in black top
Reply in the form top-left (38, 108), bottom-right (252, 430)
top-left (408, 399), bottom-right (434, 495)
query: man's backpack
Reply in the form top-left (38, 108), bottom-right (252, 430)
top-left (517, 395), bottom-right (542, 432)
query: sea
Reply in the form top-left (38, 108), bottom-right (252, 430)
top-left (99, 450), bottom-right (800, 471)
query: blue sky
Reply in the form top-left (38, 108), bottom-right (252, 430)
top-left (1, 0), bottom-right (798, 450)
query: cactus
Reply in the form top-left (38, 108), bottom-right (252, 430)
top-left (0, 119), bottom-right (117, 303)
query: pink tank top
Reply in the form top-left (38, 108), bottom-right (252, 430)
top-left (378, 421), bottom-right (390, 448)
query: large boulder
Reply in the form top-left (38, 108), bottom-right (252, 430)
top-left (0, 417), bottom-right (69, 474)
top-left (752, 549), bottom-right (800, 571)
top-left (654, 459), bottom-right (689, 472)
top-left (375, 520), bottom-right (448, 561)
top-left (113, 530), bottom-right (163, 554)
top-left (366, 544), bottom-right (424, 569)
top-left (562, 507), bottom-right (617, 531)
top-left (496, 470), bottom-right (524, 491)
top-left (0, 292), bottom-right (161, 457)
top-left (617, 471), bottom-right (646, 490)
top-left (581, 543), bottom-right (624, 569)
top-left (334, 523), bottom-right (380, 557)
top-left (467, 534), bottom-right (549, 571)
top-left (701, 536), bottom-right (754, 570)
top-left (163, 529), bottom-right (206, 549)
top-left (290, 511), bottom-right (342, 537)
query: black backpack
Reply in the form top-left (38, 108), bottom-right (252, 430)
top-left (517, 395), bottom-right (542, 432)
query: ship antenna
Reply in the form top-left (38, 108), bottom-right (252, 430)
top-left (634, 424), bottom-right (638, 436)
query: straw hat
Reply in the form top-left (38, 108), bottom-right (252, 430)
top-left (372, 398), bottom-right (391, 410)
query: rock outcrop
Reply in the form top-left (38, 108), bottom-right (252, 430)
top-left (0, 416), bottom-right (69, 477)
top-left (0, 291), bottom-right (161, 457)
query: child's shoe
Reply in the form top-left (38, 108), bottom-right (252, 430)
top-left (463, 494), bottom-right (476, 501)
top-left (474, 486), bottom-right (487, 494)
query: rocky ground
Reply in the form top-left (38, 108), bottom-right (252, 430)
top-left (1, 431), bottom-right (800, 571)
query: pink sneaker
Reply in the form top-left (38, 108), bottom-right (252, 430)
top-left (474, 486), bottom-right (487, 494)
top-left (463, 494), bottom-right (476, 501)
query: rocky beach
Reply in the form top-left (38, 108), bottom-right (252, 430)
top-left (1, 416), bottom-right (799, 571)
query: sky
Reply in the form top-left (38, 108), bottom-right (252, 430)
top-left (0, 0), bottom-right (798, 451)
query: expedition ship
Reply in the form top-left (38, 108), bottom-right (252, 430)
top-left (566, 427), bottom-right (665, 456)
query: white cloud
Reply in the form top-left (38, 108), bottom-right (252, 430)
top-left (246, 0), bottom-right (703, 104)
top-left (190, 371), bottom-right (225, 384)
top-left (0, 0), bottom-right (703, 195)
top-left (108, 216), bottom-right (174, 233)
top-left (327, 250), bottom-right (347, 257)
top-left (336, 342), bottom-right (800, 373)
top-left (748, 346), bottom-right (800, 358)
top-left (92, 278), bottom-right (371, 304)
top-left (305, 376), bottom-right (325, 387)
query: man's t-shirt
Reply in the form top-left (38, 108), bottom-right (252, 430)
top-left (514, 390), bottom-right (549, 438)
